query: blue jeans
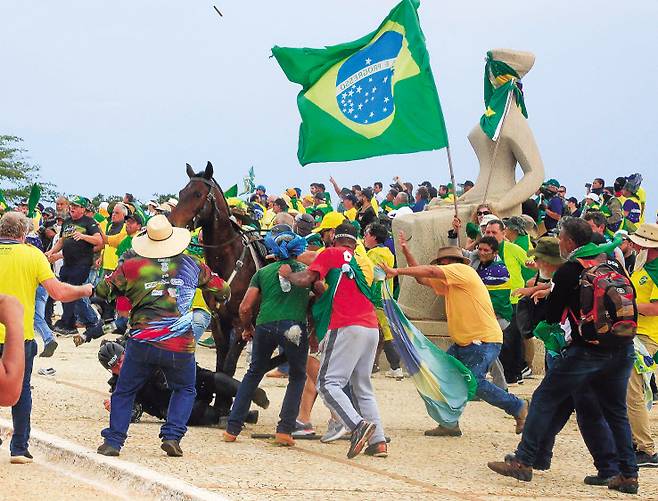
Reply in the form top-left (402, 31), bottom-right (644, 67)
top-left (59, 264), bottom-right (99, 328)
top-left (34, 285), bottom-right (54, 345)
top-left (227, 320), bottom-right (308, 436)
top-left (191, 309), bottom-right (212, 343)
top-left (0, 340), bottom-right (38, 455)
top-left (515, 344), bottom-right (637, 478)
top-left (101, 339), bottom-right (196, 450)
top-left (448, 342), bottom-right (524, 418)
top-left (531, 354), bottom-right (619, 475)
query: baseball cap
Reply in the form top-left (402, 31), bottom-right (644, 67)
top-left (480, 214), bottom-right (500, 228)
top-left (459, 180), bottom-right (474, 188)
top-left (70, 195), bottom-right (89, 207)
top-left (256, 184), bottom-right (266, 192)
top-left (418, 181), bottom-right (432, 188)
top-left (313, 212), bottom-right (346, 233)
top-left (545, 179), bottom-right (560, 188)
top-left (125, 212), bottom-right (144, 225)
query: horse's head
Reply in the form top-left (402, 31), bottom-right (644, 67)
top-left (170, 161), bottom-right (226, 229)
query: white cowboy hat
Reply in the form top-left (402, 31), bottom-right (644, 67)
top-left (628, 223), bottom-right (658, 249)
top-left (132, 215), bottom-right (191, 258)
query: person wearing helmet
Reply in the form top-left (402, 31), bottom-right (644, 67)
top-left (224, 225), bottom-right (312, 446)
top-left (99, 340), bottom-right (269, 426)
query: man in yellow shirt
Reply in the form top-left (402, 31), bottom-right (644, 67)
top-left (383, 233), bottom-right (527, 437)
top-left (0, 212), bottom-right (92, 463)
top-left (627, 223), bottom-right (658, 467)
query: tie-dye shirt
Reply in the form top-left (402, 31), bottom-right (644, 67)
top-left (96, 250), bottom-right (229, 353)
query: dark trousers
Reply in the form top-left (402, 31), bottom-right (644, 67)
top-left (532, 354), bottom-right (619, 476)
top-left (500, 307), bottom-right (525, 382)
top-left (59, 264), bottom-right (97, 328)
top-left (515, 344), bottom-right (638, 478)
top-left (0, 340), bottom-right (37, 456)
top-left (227, 320), bottom-right (308, 436)
top-left (101, 339), bottom-right (196, 450)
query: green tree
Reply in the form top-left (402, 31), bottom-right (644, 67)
top-left (0, 135), bottom-right (56, 204)
top-left (152, 193), bottom-right (179, 204)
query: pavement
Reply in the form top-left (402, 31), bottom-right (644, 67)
top-left (0, 334), bottom-right (656, 500)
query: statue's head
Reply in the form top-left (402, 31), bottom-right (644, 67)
top-left (488, 49), bottom-right (535, 81)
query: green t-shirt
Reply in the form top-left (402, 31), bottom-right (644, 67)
top-left (249, 259), bottom-right (311, 326)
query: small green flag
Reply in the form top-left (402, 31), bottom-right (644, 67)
top-left (27, 184), bottom-right (41, 218)
top-left (224, 184), bottom-right (238, 198)
top-left (272, 0), bottom-right (448, 165)
top-left (0, 190), bottom-right (8, 212)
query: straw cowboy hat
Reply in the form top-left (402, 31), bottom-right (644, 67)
top-left (628, 223), bottom-right (658, 249)
top-left (430, 246), bottom-right (470, 265)
top-left (132, 214), bottom-right (191, 258)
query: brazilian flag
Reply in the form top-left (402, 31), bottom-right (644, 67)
top-left (272, 0), bottom-right (448, 165)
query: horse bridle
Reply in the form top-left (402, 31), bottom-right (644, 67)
top-left (188, 176), bottom-right (262, 284)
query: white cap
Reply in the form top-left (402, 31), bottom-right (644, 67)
top-left (586, 192), bottom-right (600, 203)
top-left (480, 213), bottom-right (501, 228)
top-left (99, 202), bottom-right (109, 210)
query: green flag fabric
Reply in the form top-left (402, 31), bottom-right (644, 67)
top-left (272, 0), bottom-right (448, 165)
top-left (224, 184), bottom-right (238, 198)
top-left (479, 51), bottom-right (528, 141)
top-left (27, 184), bottom-right (41, 218)
top-left (0, 189), bottom-right (9, 212)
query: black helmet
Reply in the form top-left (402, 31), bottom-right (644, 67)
top-left (98, 341), bottom-right (124, 370)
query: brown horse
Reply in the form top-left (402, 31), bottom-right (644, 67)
top-left (169, 161), bottom-right (263, 377)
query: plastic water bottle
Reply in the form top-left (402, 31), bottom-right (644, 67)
top-left (279, 275), bottom-right (291, 293)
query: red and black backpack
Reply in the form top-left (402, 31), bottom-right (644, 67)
top-left (577, 259), bottom-right (637, 341)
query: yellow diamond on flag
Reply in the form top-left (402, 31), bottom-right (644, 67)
top-left (484, 106), bottom-right (496, 117)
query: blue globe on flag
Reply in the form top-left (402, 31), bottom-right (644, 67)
top-left (335, 31), bottom-right (403, 125)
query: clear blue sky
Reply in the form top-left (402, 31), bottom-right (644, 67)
top-left (1, 0), bottom-right (656, 215)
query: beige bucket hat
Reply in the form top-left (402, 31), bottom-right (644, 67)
top-left (628, 223), bottom-right (658, 249)
top-left (132, 215), bottom-right (191, 258)
top-left (430, 246), bottom-right (470, 265)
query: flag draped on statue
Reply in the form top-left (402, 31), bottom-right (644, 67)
top-left (272, 0), bottom-right (448, 165)
top-left (479, 51), bottom-right (527, 141)
top-left (380, 273), bottom-right (476, 427)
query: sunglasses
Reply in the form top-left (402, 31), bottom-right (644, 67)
top-left (477, 211), bottom-right (491, 216)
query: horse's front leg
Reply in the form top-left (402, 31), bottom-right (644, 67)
top-left (212, 314), bottom-right (230, 373)
top-left (222, 321), bottom-right (247, 377)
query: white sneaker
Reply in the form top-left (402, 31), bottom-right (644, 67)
top-left (385, 368), bottom-right (405, 379)
top-left (320, 419), bottom-right (349, 443)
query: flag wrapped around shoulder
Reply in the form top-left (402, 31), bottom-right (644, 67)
top-left (378, 269), bottom-right (476, 427)
top-left (272, 0), bottom-right (448, 165)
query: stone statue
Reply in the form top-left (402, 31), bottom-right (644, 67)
top-left (393, 49), bottom-right (545, 321)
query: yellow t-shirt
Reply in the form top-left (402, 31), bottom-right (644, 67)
top-left (631, 267), bottom-right (658, 343)
top-left (637, 187), bottom-right (646, 224)
top-left (344, 208), bottom-right (357, 221)
top-left (101, 223), bottom-right (127, 271)
top-left (428, 263), bottom-right (503, 346)
top-left (367, 246), bottom-right (395, 293)
top-left (0, 242), bottom-right (55, 342)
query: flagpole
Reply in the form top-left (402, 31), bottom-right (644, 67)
top-left (445, 145), bottom-right (461, 247)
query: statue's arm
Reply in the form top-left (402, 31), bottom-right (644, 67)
top-left (499, 120), bottom-right (545, 212)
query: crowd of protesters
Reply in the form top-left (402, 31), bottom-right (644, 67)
top-left (0, 170), bottom-right (656, 494)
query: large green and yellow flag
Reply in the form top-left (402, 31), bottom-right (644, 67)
top-left (272, 0), bottom-right (448, 165)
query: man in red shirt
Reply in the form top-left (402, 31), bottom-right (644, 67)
top-left (280, 222), bottom-right (386, 459)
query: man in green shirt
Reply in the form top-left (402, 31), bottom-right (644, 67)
top-left (224, 225), bottom-right (311, 446)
